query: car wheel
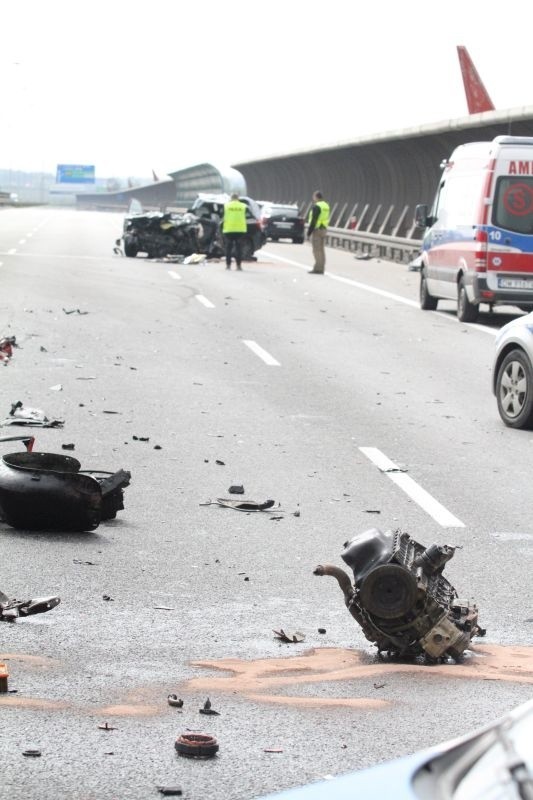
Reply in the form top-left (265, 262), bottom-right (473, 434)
top-left (271, 237), bottom-right (278, 242)
top-left (496, 349), bottom-right (533, 428)
top-left (420, 271), bottom-right (438, 310)
top-left (123, 235), bottom-right (138, 258)
top-left (457, 279), bottom-right (478, 322)
top-left (293, 237), bottom-right (304, 244)
top-left (241, 237), bottom-right (254, 261)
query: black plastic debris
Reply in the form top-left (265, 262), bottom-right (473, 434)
top-left (199, 698), bottom-right (220, 716)
top-left (133, 436), bottom-right (149, 442)
top-left (62, 308), bottom-right (89, 315)
top-left (62, 443), bottom-right (75, 450)
top-left (167, 695), bottom-right (184, 708)
top-left (22, 750), bottom-right (42, 757)
top-left (175, 733), bottom-right (219, 759)
top-left (228, 485), bottom-right (244, 494)
top-left (1, 589), bottom-right (60, 622)
top-left (0, 438), bottom-right (131, 532)
top-left (157, 787), bottom-right (183, 797)
top-left (215, 459), bottom-right (225, 466)
top-left (201, 498), bottom-right (275, 512)
top-left (1, 401), bottom-right (64, 429)
top-left (273, 629), bottom-right (305, 643)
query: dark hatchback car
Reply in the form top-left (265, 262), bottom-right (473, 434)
top-left (259, 202), bottom-right (305, 244)
top-left (189, 193), bottom-right (266, 260)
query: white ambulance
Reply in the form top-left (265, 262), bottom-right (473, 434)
top-left (415, 136), bottom-right (533, 322)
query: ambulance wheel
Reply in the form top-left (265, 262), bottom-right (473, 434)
top-left (457, 279), bottom-right (479, 322)
top-left (496, 349), bottom-right (533, 429)
top-left (420, 271), bottom-right (438, 310)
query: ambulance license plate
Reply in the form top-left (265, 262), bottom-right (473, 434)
top-left (498, 277), bottom-right (533, 289)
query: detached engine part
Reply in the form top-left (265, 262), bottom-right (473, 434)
top-left (0, 436), bottom-right (130, 531)
top-left (314, 529), bottom-right (485, 661)
top-left (0, 589), bottom-right (60, 621)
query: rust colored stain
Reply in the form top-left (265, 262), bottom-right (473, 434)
top-left (0, 696), bottom-right (68, 711)
top-left (97, 703), bottom-right (161, 717)
top-left (1, 653), bottom-right (60, 668)
top-left (185, 644), bottom-right (533, 708)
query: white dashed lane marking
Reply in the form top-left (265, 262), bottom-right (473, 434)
top-left (195, 294), bottom-right (215, 309)
top-left (243, 340), bottom-right (281, 366)
top-left (359, 446), bottom-right (465, 528)
top-left (7, 248), bottom-right (16, 255)
top-left (167, 270), bottom-right (181, 280)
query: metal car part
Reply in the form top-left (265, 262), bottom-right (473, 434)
top-left (314, 528), bottom-right (485, 662)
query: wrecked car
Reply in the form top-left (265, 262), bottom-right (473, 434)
top-left (0, 435), bottom-right (130, 532)
top-left (120, 211), bottom-right (224, 260)
top-left (189, 193), bottom-right (267, 261)
top-left (315, 528), bottom-right (485, 662)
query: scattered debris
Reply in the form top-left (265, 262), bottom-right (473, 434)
top-left (354, 253), bottom-right (372, 260)
top-left (157, 787), bottom-right (183, 797)
top-left (365, 509), bottom-right (381, 514)
top-left (0, 438), bottom-right (131, 531)
top-left (264, 748), bottom-right (284, 753)
top-left (270, 516), bottom-right (284, 521)
top-left (373, 682), bottom-right (386, 689)
top-left (293, 510), bottom-right (301, 517)
top-left (314, 529), bottom-right (485, 661)
top-left (62, 443), bottom-right (75, 450)
top-left (103, 410), bottom-right (121, 415)
top-left (201, 498), bottom-right (276, 512)
top-left (175, 733), bottom-right (219, 759)
top-left (154, 606), bottom-right (174, 611)
top-left (199, 697), bottom-right (220, 716)
top-left (73, 559), bottom-right (97, 566)
top-left (1, 401), bottom-right (64, 429)
top-left (228, 485), bottom-right (244, 494)
top-left (102, 595), bottom-right (114, 602)
top-left (273, 629), bottom-right (305, 644)
top-left (215, 459), bottom-right (225, 466)
top-left (22, 750), bottom-right (42, 757)
top-left (62, 308), bottom-right (89, 315)
top-left (133, 436), bottom-right (149, 442)
top-left (49, 384), bottom-right (63, 392)
top-left (379, 466), bottom-right (408, 474)
top-left (167, 695), bottom-right (184, 709)
top-left (98, 722), bottom-right (117, 731)
top-left (318, 628), bottom-right (327, 634)
top-left (0, 662), bottom-right (8, 691)
top-left (0, 336), bottom-right (17, 365)
top-left (0, 588), bottom-right (60, 622)
top-left (183, 253), bottom-right (206, 265)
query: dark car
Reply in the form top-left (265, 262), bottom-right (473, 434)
top-left (121, 211), bottom-right (222, 259)
top-left (189, 193), bottom-right (266, 260)
top-left (259, 202), bottom-right (305, 243)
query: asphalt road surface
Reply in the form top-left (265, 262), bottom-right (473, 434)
top-left (1, 207), bottom-right (532, 800)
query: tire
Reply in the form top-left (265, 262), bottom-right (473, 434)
top-left (457, 278), bottom-right (479, 322)
top-left (241, 237), bottom-right (254, 261)
top-left (271, 237), bottom-right (278, 242)
top-left (123, 235), bottom-right (138, 258)
top-left (293, 237), bottom-right (304, 244)
top-left (420, 271), bottom-right (438, 310)
top-left (496, 348), bottom-right (533, 428)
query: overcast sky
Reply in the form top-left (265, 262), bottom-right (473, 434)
top-left (2, 0), bottom-right (532, 180)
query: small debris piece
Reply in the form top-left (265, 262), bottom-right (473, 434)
top-left (270, 516), bottom-right (284, 521)
top-left (157, 787), bottom-right (183, 797)
top-left (103, 410), bottom-right (121, 414)
top-left (154, 445), bottom-right (162, 450)
top-left (49, 384), bottom-right (63, 392)
top-left (102, 595), bottom-right (114, 602)
top-left (264, 748), bottom-right (284, 753)
top-left (273, 629), bottom-right (305, 644)
top-left (199, 697), bottom-right (220, 716)
top-left (215, 459), bottom-right (225, 466)
top-left (244, 576), bottom-right (250, 581)
top-left (61, 443), bottom-right (75, 450)
top-left (373, 683), bottom-right (386, 689)
top-left (167, 695), bottom-right (184, 708)
top-left (40, 346), bottom-right (47, 352)
top-left (175, 733), bottom-right (219, 758)
top-left (98, 722), bottom-right (117, 731)
top-left (318, 628), bottom-right (327, 634)
top-left (0, 662), bottom-right (9, 692)
top-left (2, 401), bottom-right (64, 429)
top-left (228, 484), bottom-right (244, 494)
top-left (133, 435), bottom-right (150, 442)
top-left (154, 606), bottom-right (174, 611)
top-left (73, 559), bottom-right (97, 566)
top-left (22, 750), bottom-right (41, 757)
top-left (293, 510), bottom-right (301, 517)
top-left (365, 509), bottom-right (381, 514)
top-left (62, 308), bottom-right (89, 315)
top-left (201, 498), bottom-right (276, 512)
top-left (380, 467), bottom-right (407, 474)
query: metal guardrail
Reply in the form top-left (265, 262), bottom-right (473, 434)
top-left (326, 226), bottom-right (421, 264)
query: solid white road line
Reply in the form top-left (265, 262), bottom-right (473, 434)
top-left (167, 270), bottom-right (181, 280)
top-left (243, 339), bottom-right (281, 366)
top-left (196, 294), bottom-right (215, 309)
top-left (262, 249), bottom-right (500, 332)
top-left (359, 446), bottom-right (465, 528)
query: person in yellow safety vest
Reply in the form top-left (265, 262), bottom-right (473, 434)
top-left (222, 193), bottom-right (248, 270)
top-left (307, 190), bottom-right (330, 274)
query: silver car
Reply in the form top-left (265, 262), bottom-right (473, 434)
top-left (493, 311), bottom-right (533, 428)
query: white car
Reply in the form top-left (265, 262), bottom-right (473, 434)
top-left (493, 311), bottom-right (533, 428)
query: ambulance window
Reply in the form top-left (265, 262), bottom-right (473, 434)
top-left (493, 177), bottom-right (533, 234)
top-left (441, 173), bottom-right (484, 228)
